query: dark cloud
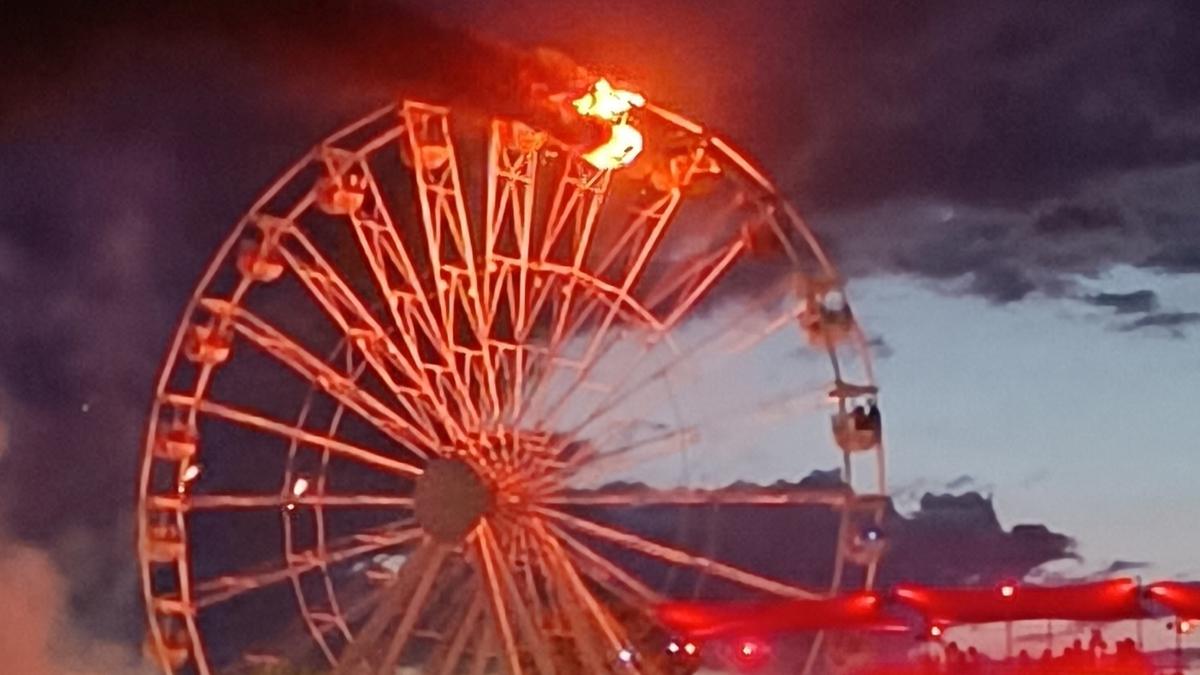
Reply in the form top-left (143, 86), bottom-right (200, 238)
top-left (1119, 311), bottom-right (1200, 337)
top-left (1144, 245), bottom-right (1200, 274)
top-left (878, 492), bottom-right (1074, 587)
top-left (593, 477), bottom-right (1073, 594)
top-left (1034, 204), bottom-right (1125, 236)
top-left (945, 475), bottom-right (977, 491)
top-left (866, 336), bottom-right (895, 360)
top-left (1085, 290), bottom-right (1160, 314)
top-left (967, 264), bottom-right (1038, 304)
top-left (1098, 560), bottom-right (1152, 575)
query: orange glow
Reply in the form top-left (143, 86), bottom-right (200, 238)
top-left (582, 122), bottom-right (643, 169)
top-left (573, 78), bottom-right (646, 169)
top-left (572, 78), bottom-right (645, 121)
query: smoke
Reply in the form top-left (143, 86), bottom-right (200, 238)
top-left (0, 537), bottom-right (154, 675)
top-left (0, 391), bottom-right (150, 675)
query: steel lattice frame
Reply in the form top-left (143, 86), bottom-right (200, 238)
top-left (138, 95), bottom-right (887, 675)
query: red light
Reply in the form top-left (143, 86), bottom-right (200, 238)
top-left (1181, 620), bottom-right (1194, 634)
top-left (1000, 584), bottom-right (1016, 598)
top-left (734, 638), bottom-right (768, 665)
top-left (684, 642), bottom-right (698, 655)
top-left (929, 625), bottom-right (943, 638)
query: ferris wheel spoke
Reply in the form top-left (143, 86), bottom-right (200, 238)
top-left (376, 544), bottom-right (451, 675)
top-left (521, 422), bottom-right (697, 496)
top-left (527, 522), bottom-right (620, 675)
top-left (651, 238), bottom-right (749, 329)
top-left (545, 521), bottom-right (664, 606)
top-left (473, 527), bottom-right (525, 675)
top-left (483, 124), bottom-right (534, 277)
top-left (539, 156), bottom-right (611, 264)
top-left (400, 102), bottom-right (496, 421)
top-left (469, 622), bottom-right (498, 675)
top-left (333, 538), bottom-right (444, 674)
top-left (517, 294), bottom-right (664, 436)
top-left (535, 506), bottom-right (821, 600)
top-left (512, 528), bottom-right (550, 633)
top-left (274, 217), bottom-right (458, 441)
top-left (559, 424), bottom-right (701, 486)
top-left (336, 154), bottom-right (484, 432)
top-left (542, 485), bottom-right (851, 508)
top-left (592, 191), bottom-right (680, 282)
top-left (534, 520), bottom-right (637, 672)
top-left (476, 521), bottom-right (558, 675)
top-left (153, 493), bottom-right (414, 511)
top-left (160, 393), bottom-right (422, 478)
top-left (413, 564), bottom-right (477, 649)
top-left (202, 299), bottom-right (440, 459)
top-left (483, 121), bottom-right (538, 407)
top-left (564, 274), bottom-right (801, 441)
top-left (534, 262), bottom-right (663, 332)
top-left (576, 192), bottom-right (689, 385)
top-left (192, 519), bottom-right (423, 610)
top-left (433, 587), bottom-right (488, 675)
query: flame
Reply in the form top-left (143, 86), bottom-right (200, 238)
top-left (582, 122), bottom-right (644, 170)
top-left (572, 78), bottom-right (645, 121)
top-left (571, 77), bottom-right (647, 169)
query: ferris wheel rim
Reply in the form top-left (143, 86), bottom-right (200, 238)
top-left (137, 95), bottom-right (886, 675)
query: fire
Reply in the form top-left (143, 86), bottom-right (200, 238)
top-left (572, 78), bottom-right (645, 121)
top-left (583, 123), bottom-right (644, 170)
top-left (572, 78), bottom-right (646, 169)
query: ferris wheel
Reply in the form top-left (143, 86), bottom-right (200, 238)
top-left (137, 78), bottom-right (887, 675)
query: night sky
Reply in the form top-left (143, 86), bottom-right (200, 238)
top-left (1, 1), bottom-right (1198, 672)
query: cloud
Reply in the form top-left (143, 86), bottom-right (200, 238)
top-left (1034, 204), bottom-right (1126, 236)
top-left (1144, 245), bottom-right (1200, 274)
top-left (581, 478), bottom-right (1073, 601)
top-left (1084, 290), bottom-right (1160, 314)
top-left (879, 492), bottom-right (1074, 587)
top-left (786, 2), bottom-right (1200, 210)
top-left (946, 475), bottom-right (978, 491)
top-left (1119, 311), bottom-right (1200, 337)
top-left (1025, 557), bottom-right (1154, 586)
top-left (761, 2), bottom-right (1200, 310)
top-left (1098, 560), bottom-right (1152, 576)
top-left (867, 335), bottom-right (895, 360)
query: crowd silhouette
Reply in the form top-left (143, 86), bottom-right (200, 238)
top-left (863, 629), bottom-right (1167, 674)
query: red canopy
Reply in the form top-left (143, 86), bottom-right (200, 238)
top-left (893, 578), bottom-right (1149, 625)
top-left (656, 592), bottom-right (907, 639)
top-left (1147, 581), bottom-right (1200, 618)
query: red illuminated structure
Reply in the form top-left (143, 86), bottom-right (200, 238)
top-left (1147, 581), bottom-right (1200, 619)
top-left (137, 77), bottom-right (888, 674)
top-left (892, 578), bottom-right (1150, 625)
top-left (658, 592), bottom-right (908, 639)
top-left (655, 578), bottom-right (1199, 669)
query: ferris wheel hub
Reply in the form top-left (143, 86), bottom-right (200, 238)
top-left (413, 459), bottom-right (492, 544)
